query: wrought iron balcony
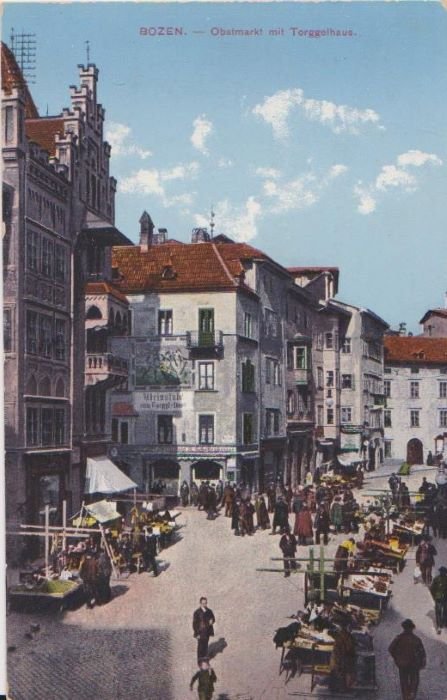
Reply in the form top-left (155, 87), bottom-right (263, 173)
top-left (186, 330), bottom-right (224, 353)
top-left (85, 353), bottom-right (128, 385)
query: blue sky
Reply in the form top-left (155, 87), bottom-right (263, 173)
top-left (4, 2), bottom-right (447, 332)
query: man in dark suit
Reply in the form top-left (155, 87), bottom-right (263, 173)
top-left (193, 597), bottom-right (215, 662)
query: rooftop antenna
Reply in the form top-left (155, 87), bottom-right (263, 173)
top-left (210, 205), bottom-right (215, 238)
top-left (85, 40), bottom-right (91, 64)
top-left (10, 27), bottom-right (37, 85)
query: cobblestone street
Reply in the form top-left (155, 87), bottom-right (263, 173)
top-left (7, 464), bottom-right (447, 700)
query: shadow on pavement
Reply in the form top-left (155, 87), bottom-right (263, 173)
top-left (208, 637), bottom-right (227, 659)
top-left (111, 584), bottom-right (129, 599)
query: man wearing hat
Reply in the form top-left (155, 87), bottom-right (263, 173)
top-left (430, 566), bottom-right (447, 633)
top-left (388, 619), bottom-right (426, 700)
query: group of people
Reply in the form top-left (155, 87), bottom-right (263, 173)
top-left (78, 544), bottom-right (112, 609)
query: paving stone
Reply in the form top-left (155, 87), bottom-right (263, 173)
top-left (7, 463), bottom-right (447, 699)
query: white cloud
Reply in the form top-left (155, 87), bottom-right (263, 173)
top-left (217, 157), bottom-right (234, 169)
top-left (354, 185), bottom-right (377, 215)
top-left (397, 149), bottom-right (443, 168)
top-left (375, 165), bottom-right (416, 192)
top-left (354, 148), bottom-right (442, 214)
top-left (161, 162), bottom-right (200, 181)
top-left (328, 164), bottom-right (348, 179)
top-left (263, 174), bottom-right (318, 213)
top-left (260, 164), bottom-right (347, 214)
top-left (252, 88), bottom-right (381, 139)
top-left (191, 114), bottom-right (214, 155)
top-left (252, 89), bottom-right (302, 139)
top-left (119, 161), bottom-right (199, 207)
top-left (254, 166), bottom-right (282, 179)
top-left (105, 122), bottom-right (152, 160)
top-left (195, 197), bottom-right (262, 242)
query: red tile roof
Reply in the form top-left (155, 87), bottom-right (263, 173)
top-left (384, 336), bottom-right (447, 364)
top-left (111, 240), bottom-right (272, 294)
top-left (25, 118), bottom-right (65, 157)
top-left (419, 308), bottom-right (447, 324)
top-left (85, 281), bottom-right (129, 305)
top-left (112, 402), bottom-right (138, 417)
top-left (1, 42), bottom-right (39, 119)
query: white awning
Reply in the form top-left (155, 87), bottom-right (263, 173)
top-left (85, 456), bottom-right (137, 495)
top-left (337, 452), bottom-right (365, 467)
top-left (85, 500), bottom-right (121, 523)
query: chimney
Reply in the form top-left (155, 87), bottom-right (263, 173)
top-left (398, 322), bottom-right (407, 336)
top-left (139, 211), bottom-right (154, 251)
top-left (155, 228), bottom-right (168, 245)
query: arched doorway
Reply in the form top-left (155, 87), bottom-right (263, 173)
top-left (192, 460), bottom-right (222, 484)
top-left (407, 438), bottom-right (423, 465)
top-left (151, 459), bottom-right (180, 496)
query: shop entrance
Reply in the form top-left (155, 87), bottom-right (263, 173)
top-left (151, 459), bottom-right (180, 496)
top-left (407, 438), bottom-right (423, 465)
top-left (192, 460), bottom-right (221, 484)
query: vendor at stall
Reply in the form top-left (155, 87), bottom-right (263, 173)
top-left (329, 620), bottom-right (357, 692)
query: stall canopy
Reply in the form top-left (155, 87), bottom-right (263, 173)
top-left (85, 456), bottom-right (137, 495)
top-left (85, 500), bottom-right (121, 523)
top-left (337, 452), bottom-right (364, 467)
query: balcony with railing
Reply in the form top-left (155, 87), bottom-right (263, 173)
top-left (85, 353), bottom-right (129, 385)
top-left (186, 330), bottom-right (224, 355)
top-left (293, 368), bottom-right (312, 385)
top-left (287, 410), bottom-right (314, 427)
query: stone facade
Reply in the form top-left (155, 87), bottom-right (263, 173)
top-left (383, 336), bottom-right (447, 462)
top-left (108, 227), bottom-right (389, 494)
top-left (2, 44), bottom-right (130, 560)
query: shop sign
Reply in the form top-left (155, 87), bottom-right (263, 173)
top-left (340, 431), bottom-right (361, 451)
top-left (134, 390), bottom-right (191, 413)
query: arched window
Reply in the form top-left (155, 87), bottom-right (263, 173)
top-left (109, 308), bottom-right (115, 326)
top-left (115, 311), bottom-right (122, 330)
top-left (86, 305), bottom-right (102, 320)
top-left (55, 378), bottom-right (65, 397)
top-left (26, 375), bottom-right (37, 395)
top-left (39, 376), bottom-right (51, 396)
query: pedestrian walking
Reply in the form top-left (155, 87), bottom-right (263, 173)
top-left (190, 659), bottom-right (217, 699)
top-left (96, 547), bottom-right (112, 605)
top-left (192, 597), bottom-right (215, 662)
top-left (271, 496), bottom-right (289, 534)
top-left (142, 526), bottom-right (159, 577)
top-left (257, 495), bottom-right (270, 529)
top-left (231, 499), bottom-right (240, 535)
top-left (415, 537), bottom-right (437, 585)
top-left (279, 526), bottom-right (297, 578)
top-left (293, 503), bottom-right (313, 545)
top-left (180, 480), bottom-right (190, 507)
top-left (330, 496), bottom-right (343, 533)
top-left (314, 504), bottom-right (330, 545)
top-left (79, 550), bottom-right (99, 608)
top-left (430, 566), bottom-right (447, 633)
top-left (388, 619), bottom-right (426, 700)
top-left (222, 483), bottom-right (234, 517)
top-left (191, 482), bottom-right (199, 507)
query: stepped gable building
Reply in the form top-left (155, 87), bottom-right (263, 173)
top-left (2, 42), bottom-right (131, 559)
top-left (383, 335), bottom-right (447, 463)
